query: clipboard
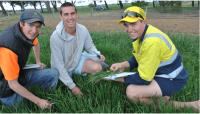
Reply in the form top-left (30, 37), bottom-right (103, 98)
top-left (23, 64), bottom-right (40, 70)
top-left (103, 72), bottom-right (136, 80)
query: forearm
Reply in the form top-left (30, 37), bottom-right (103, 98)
top-left (8, 80), bottom-right (41, 105)
top-left (58, 70), bottom-right (76, 89)
top-left (33, 44), bottom-right (41, 63)
top-left (120, 61), bottom-right (130, 69)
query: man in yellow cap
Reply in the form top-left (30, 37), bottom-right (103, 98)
top-left (110, 6), bottom-right (199, 111)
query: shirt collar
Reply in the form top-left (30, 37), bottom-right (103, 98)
top-left (140, 24), bottom-right (148, 42)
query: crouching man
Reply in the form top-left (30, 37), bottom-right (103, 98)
top-left (0, 10), bottom-right (58, 109)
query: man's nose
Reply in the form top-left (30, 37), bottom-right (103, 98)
top-left (125, 26), bottom-right (131, 33)
top-left (68, 14), bottom-right (74, 19)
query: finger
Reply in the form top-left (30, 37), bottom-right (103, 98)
top-left (39, 64), bottom-right (44, 69)
top-left (42, 64), bottom-right (46, 68)
top-left (45, 103), bottom-right (52, 109)
top-left (42, 65), bottom-right (45, 69)
top-left (110, 66), bottom-right (114, 71)
top-left (48, 103), bottom-right (52, 109)
top-left (110, 68), bottom-right (116, 72)
top-left (101, 56), bottom-right (105, 61)
top-left (102, 57), bottom-right (105, 61)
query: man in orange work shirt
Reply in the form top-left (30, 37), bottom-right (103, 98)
top-left (0, 10), bottom-right (58, 109)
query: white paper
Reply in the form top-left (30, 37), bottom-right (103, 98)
top-left (23, 64), bottom-right (40, 70)
top-left (103, 72), bottom-right (136, 80)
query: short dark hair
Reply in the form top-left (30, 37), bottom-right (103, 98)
top-left (60, 2), bottom-right (77, 15)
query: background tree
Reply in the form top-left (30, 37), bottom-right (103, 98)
top-left (192, 1), bottom-right (194, 7)
top-left (104, 0), bottom-right (109, 9)
top-left (118, 0), bottom-right (123, 9)
top-left (159, 1), bottom-right (166, 7)
top-left (9, 1), bottom-right (16, 14)
top-left (27, 1), bottom-right (39, 10)
top-left (0, 1), bottom-right (8, 16)
top-left (153, 1), bottom-right (155, 8)
top-left (51, 1), bottom-right (58, 12)
top-left (44, 1), bottom-right (52, 13)
top-left (20, 1), bottom-right (25, 11)
top-left (10, 1), bottom-right (26, 11)
top-left (174, 1), bottom-right (182, 7)
top-left (131, 1), bottom-right (148, 7)
top-left (88, 3), bottom-right (94, 16)
top-left (71, 0), bottom-right (76, 4)
top-left (93, 0), bottom-right (97, 7)
top-left (39, 1), bottom-right (44, 13)
top-left (159, 1), bottom-right (182, 8)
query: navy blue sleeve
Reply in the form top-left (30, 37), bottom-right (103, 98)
top-left (128, 56), bottom-right (138, 70)
top-left (124, 73), bottom-right (151, 85)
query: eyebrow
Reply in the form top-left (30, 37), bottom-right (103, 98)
top-left (63, 11), bottom-right (76, 15)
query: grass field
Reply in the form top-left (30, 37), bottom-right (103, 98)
top-left (0, 28), bottom-right (199, 112)
top-left (0, 3), bottom-right (199, 112)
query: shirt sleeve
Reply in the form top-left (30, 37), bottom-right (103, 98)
top-left (128, 56), bottom-right (138, 70)
top-left (84, 28), bottom-right (100, 55)
top-left (33, 38), bottom-right (39, 46)
top-left (0, 48), bottom-right (20, 80)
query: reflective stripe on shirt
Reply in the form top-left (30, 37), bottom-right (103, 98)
top-left (144, 33), bottom-right (172, 50)
top-left (159, 50), bottom-right (178, 67)
top-left (144, 33), bottom-right (182, 79)
top-left (156, 63), bottom-right (183, 79)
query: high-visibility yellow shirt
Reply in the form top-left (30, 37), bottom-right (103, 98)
top-left (132, 24), bottom-right (177, 81)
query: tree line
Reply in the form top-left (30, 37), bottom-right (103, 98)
top-left (0, 1), bottom-right (61, 16)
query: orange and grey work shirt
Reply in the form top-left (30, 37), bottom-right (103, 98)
top-left (0, 38), bottom-right (38, 81)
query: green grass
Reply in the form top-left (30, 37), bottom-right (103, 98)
top-left (0, 30), bottom-right (199, 113)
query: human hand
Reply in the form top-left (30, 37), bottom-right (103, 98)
top-left (37, 62), bottom-right (46, 69)
top-left (99, 54), bottom-right (105, 62)
top-left (71, 86), bottom-right (83, 96)
top-left (36, 99), bottom-right (53, 109)
top-left (110, 63), bottom-right (125, 72)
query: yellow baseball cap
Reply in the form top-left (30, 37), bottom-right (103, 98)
top-left (119, 6), bottom-right (146, 23)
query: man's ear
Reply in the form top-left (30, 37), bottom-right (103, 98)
top-left (139, 20), bottom-right (146, 25)
top-left (19, 21), bottom-right (25, 27)
top-left (142, 20), bottom-right (147, 24)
